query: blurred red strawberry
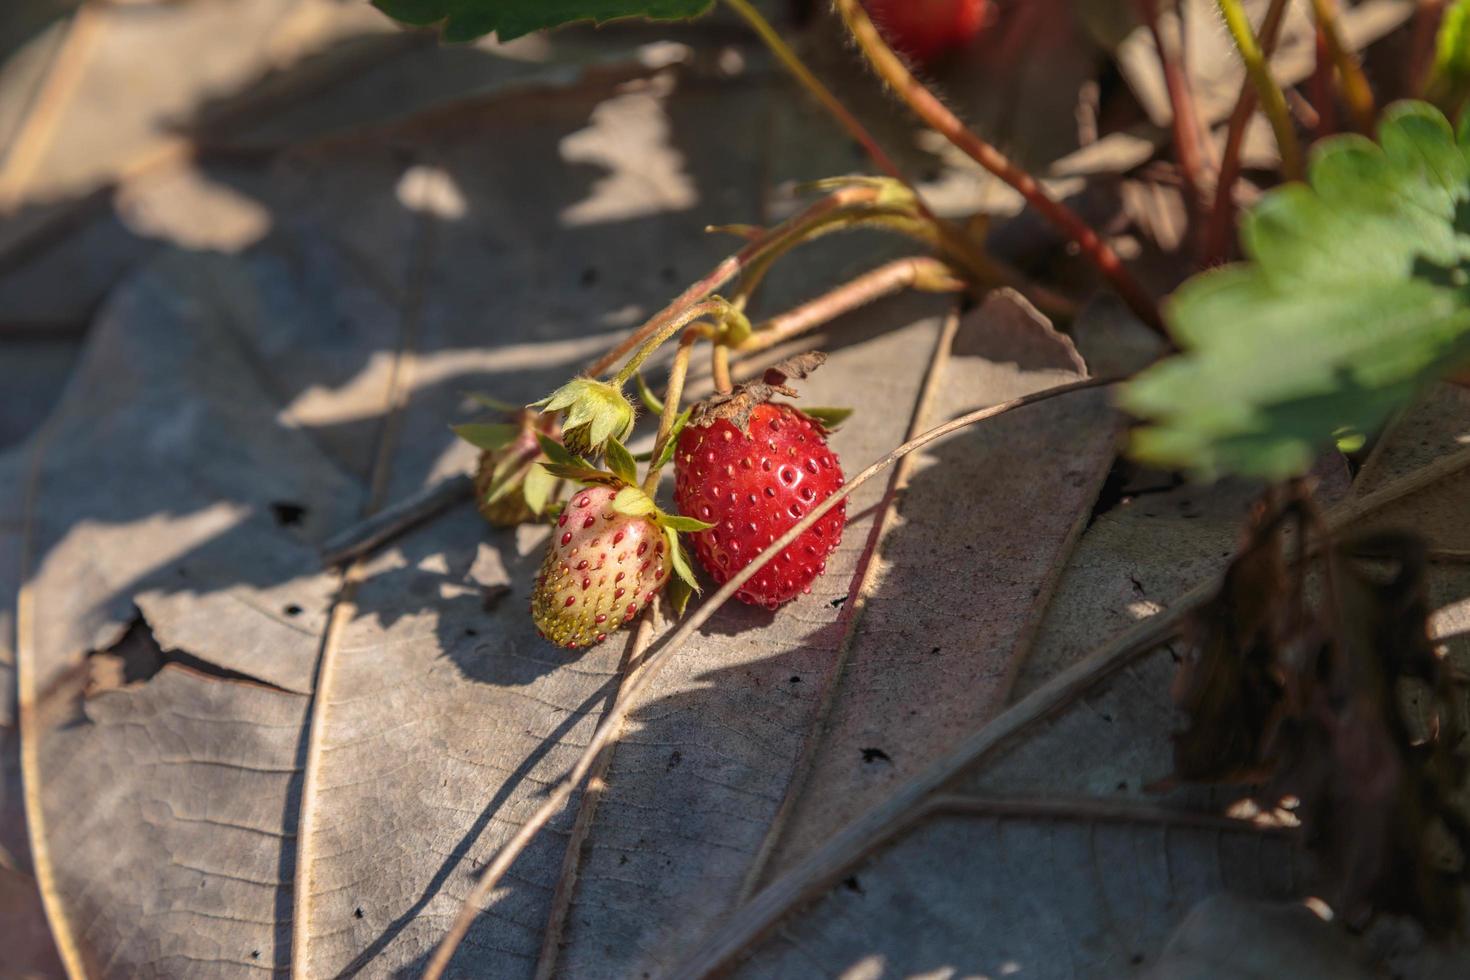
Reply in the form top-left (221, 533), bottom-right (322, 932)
top-left (863, 0), bottom-right (990, 66)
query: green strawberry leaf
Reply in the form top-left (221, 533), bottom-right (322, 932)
top-left (373, 0), bottom-right (713, 44)
top-left (452, 422), bottom-right (517, 451)
top-left (522, 460), bottom-right (558, 515)
top-left (657, 512), bottom-right (715, 533)
top-left (800, 406), bottom-right (853, 431)
top-left (1121, 101), bottom-right (1470, 480)
top-left (611, 485), bottom-right (656, 517)
top-left (604, 438), bottom-right (639, 486)
top-left (664, 525), bottom-right (701, 592)
top-left (634, 372), bottom-right (664, 415)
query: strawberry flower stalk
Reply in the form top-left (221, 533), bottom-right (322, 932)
top-left (530, 435), bottom-right (711, 649)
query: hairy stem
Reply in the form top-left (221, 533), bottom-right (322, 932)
top-left (721, 0), bottom-right (910, 187)
top-left (586, 187), bottom-right (879, 379)
top-left (1309, 0), bottom-right (1377, 132)
top-left (738, 256), bottom-right (965, 356)
top-left (1202, 0), bottom-right (1290, 263)
top-left (1136, 0), bottom-right (1211, 208)
top-left (642, 333), bottom-right (697, 494)
top-left (711, 343), bottom-right (734, 395)
top-left (832, 0), bottom-right (1164, 335)
top-left (613, 299), bottom-right (726, 386)
top-left (420, 376), bottom-right (1115, 980)
top-left (1217, 0), bottom-right (1303, 182)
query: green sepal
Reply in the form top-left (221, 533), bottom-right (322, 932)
top-left (800, 406), bottom-right (853, 431)
top-left (664, 525), bottom-right (701, 592)
top-left (656, 511), bottom-right (716, 533)
top-left (611, 485), bottom-right (656, 517)
top-left (654, 408), bottom-right (692, 470)
top-left (634, 372), bottom-right (665, 414)
top-left (537, 432), bottom-right (589, 468)
top-left (665, 575), bottom-right (694, 618)
top-left (464, 392), bottom-right (521, 413)
top-left (531, 376), bottom-right (636, 456)
top-left (605, 438), bottom-right (639, 486)
top-left (541, 462), bottom-right (613, 483)
top-left (522, 461), bottom-right (557, 515)
top-left (452, 422), bottom-right (518, 451)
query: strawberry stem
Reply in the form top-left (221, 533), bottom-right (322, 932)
top-left (1202, 0), bottom-right (1289, 263)
top-left (612, 299), bottom-right (727, 387)
top-left (1216, 0), bottom-right (1304, 182)
top-left (586, 186), bottom-right (888, 380)
top-left (1135, 0), bottom-right (1212, 213)
top-left (832, 0), bottom-right (1165, 336)
top-left (711, 343), bottom-right (734, 395)
top-left (1308, 0), bottom-right (1377, 133)
top-left (737, 256), bottom-right (965, 356)
top-left (643, 332), bottom-right (697, 494)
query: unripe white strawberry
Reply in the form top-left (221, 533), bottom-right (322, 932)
top-left (531, 485), bottom-right (671, 648)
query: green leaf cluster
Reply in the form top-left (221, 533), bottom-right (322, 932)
top-left (1122, 102), bottom-right (1470, 479)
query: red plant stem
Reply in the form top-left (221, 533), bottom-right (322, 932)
top-left (1201, 0), bottom-right (1290, 265)
top-left (1309, 0), bottom-right (1376, 133)
top-left (832, 0), bottom-right (1165, 335)
top-left (1136, 0), bottom-right (1211, 208)
top-left (1312, 27), bottom-right (1338, 137)
top-left (1408, 0), bottom-right (1449, 95)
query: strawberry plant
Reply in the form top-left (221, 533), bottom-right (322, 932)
top-left (360, 0), bottom-right (1470, 973)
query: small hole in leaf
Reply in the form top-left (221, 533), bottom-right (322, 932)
top-left (580, 266), bottom-right (598, 287)
top-left (860, 747), bottom-right (891, 764)
top-left (284, 604), bottom-right (303, 617)
top-left (269, 501), bottom-right (307, 527)
top-left (354, 907), bottom-right (364, 919)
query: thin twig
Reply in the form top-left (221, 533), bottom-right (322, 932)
top-left (832, 0), bottom-right (1164, 335)
top-left (1202, 0), bottom-right (1290, 263)
top-left (419, 376), bottom-right (1116, 980)
top-left (319, 474), bottom-right (474, 567)
top-left (1309, 0), bottom-right (1377, 132)
top-left (1216, 0), bottom-right (1303, 182)
top-left (737, 256), bottom-right (965, 356)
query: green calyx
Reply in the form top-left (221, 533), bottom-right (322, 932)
top-left (547, 434), bottom-right (714, 597)
top-left (532, 377), bottom-right (636, 457)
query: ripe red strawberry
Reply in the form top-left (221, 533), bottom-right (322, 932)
top-left (865, 0), bottom-right (990, 66)
top-left (531, 485), bottom-right (670, 648)
top-left (674, 402), bottom-right (845, 609)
